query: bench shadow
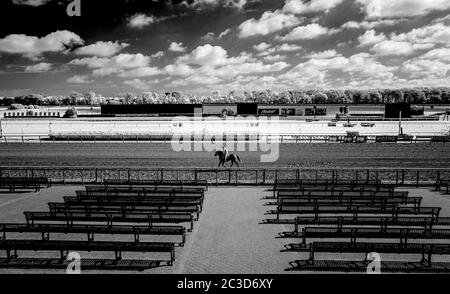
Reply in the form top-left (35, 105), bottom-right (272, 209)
top-left (0, 191), bottom-right (35, 194)
top-left (0, 258), bottom-right (169, 272)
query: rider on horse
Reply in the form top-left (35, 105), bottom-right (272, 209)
top-left (222, 145), bottom-right (229, 161)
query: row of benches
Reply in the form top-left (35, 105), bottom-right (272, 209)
top-left (268, 180), bottom-right (450, 272)
top-left (0, 181), bottom-right (208, 270)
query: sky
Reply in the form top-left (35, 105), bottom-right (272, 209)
top-left (0, 0), bottom-right (449, 96)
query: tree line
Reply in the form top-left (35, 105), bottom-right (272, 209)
top-left (1, 87), bottom-right (450, 107)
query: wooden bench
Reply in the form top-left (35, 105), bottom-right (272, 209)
top-left (275, 179), bottom-right (382, 186)
top-left (436, 179), bottom-right (450, 193)
top-left (103, 179), bottom-right (208, 191)
top-left (73, 193), bottom-right (204, 207)
top-left (86, 185), bottom-right (205, 193)
top-left (0, 223), bottom-right (186, 246)
top-left (274, 184), bottom-right (394, 194)
top-left (290, 227), bottom-right (450, 245)
top-left (77, 190), bottom-right (204, 200)
top-left (274, 206), bottom-right (440, 220)
top-left (277, 190), bottom-right (407, 199)
top-left (64, 196), bottom-right (203, 211)
top-left (277, 196), bottom-right (422, 208)
top-left (48, 202), bottom-right (201, 220)
top-left (288, 241), bottom-right (450, 266)
top-left (0, 239), bottom-right (176, 266)
top-left (0, 177), bottom-right (50, 192)
top-left (289, 216), bottom-right (450, 233)
top-left (24, 211), bottom-right (195, 232)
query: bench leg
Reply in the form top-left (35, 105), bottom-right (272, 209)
top-left (41, 231), bottom-right (50, 241)
top-left (189, 220), bottom-right (193, 232)
top-left (115, 250), bottom-right (122, 261)
top-left (60, 250), bottom-right (68, 263)
top-left (134, 233), bottom-right (140, 243)
top-left (420, 251), bottom-right (431, 267)
top-left (0, 230), bottom-right (5, 241)
top-left (308, 247), bottom-right (315, 265)
top-left (169, 249), bottom-right (175, 266)
top-left (180, 231), bottom-right (186, 247)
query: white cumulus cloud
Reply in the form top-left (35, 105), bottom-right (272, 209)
top-left (24, 62), bottom-right (52, 73)
top-left (0, 30), bottom-right (83, 60)
top-left (169, 42), bottom-right (187, 53)
top-left (238, 10), bottom-right (301, 38)
top-left (75, 41), bottom-right (129, 57)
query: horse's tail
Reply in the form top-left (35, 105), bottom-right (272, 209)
top-left (237, 155), bottom-right (242, 163)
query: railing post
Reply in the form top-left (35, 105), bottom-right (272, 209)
top-left (401, 170), bottom-right (405, 184)
top-left (235, 169), bottom-right (238, 186)
top-left (262, 169), bottom-right (266, 185)
top-left (255, 170), bottom-right (258, 186)
top-left (436, 170), bottom-right (440, 188)
top-left (416, 170), bottom-right (420, 187)
top-left (95, 168), bottom-right (98, 183)
top-left (228, 169), bottom-right (231, 184)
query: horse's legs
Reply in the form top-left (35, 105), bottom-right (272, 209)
top-left (230, 161), bottom-right (234, 168)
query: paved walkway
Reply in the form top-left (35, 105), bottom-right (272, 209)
top-left (175, 187), bottom-right (297, 274)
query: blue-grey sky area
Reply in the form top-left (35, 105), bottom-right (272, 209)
top-left (0, 0), bottom-right (449, 96)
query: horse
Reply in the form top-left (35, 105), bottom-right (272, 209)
top-left (214, 151), bottom-right (242, 168)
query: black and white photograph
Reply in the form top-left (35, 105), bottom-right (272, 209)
top-left (0, 0), bottom-right (450, 283)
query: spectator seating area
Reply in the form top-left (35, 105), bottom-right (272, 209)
top-left (0, 180), bottom-right (207, 271)
top-left (0, 177), bottom-right (51, 192)
top-left (266, 178), bottom-right (450, 273)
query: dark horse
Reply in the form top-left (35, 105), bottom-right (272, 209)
top-left (214, 151), bottom-right (242, 167)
